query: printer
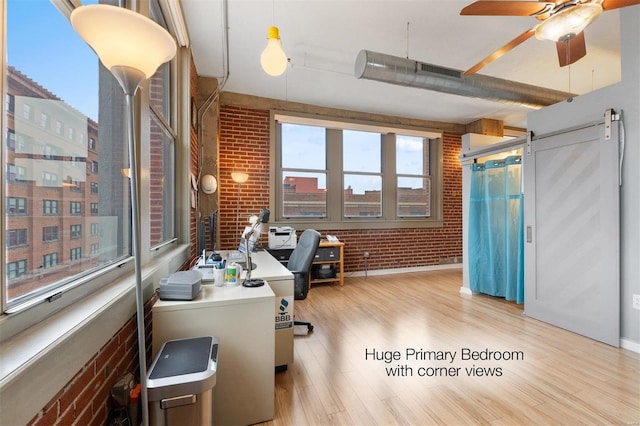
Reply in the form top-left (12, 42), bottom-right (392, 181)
top-left (159, 270), bottom-right (202, 300)
top-left (268, 226), bottom-right (296, 249)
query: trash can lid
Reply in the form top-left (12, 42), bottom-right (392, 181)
top-left (149, 336), bottom-right (216, 379)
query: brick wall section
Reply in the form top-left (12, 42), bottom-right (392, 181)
top-left (218, 106), bottom-right (463, 271)
top-left (218, 106), bottom-right (271, 248)
top-left (189, 55), bottom-right (199, 260)
top-left (27, 295), bottom-right (157, 426)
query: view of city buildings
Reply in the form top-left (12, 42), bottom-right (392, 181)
top-left (5, 66), bottom-right (105, 301)
top-left (283, 175), bottom-right (430, 218)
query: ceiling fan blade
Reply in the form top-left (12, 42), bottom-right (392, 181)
top-left (464, 29), bottom-right (536, 75)
top-left (556, 31), bottom-right (587, 67)
top-left (460, 1), bottom-right (555, 16)
top-left (602, 0), bottom-right (640, 10)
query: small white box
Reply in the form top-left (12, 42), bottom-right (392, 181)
top-left (268, 227), bottom-right (297, 249)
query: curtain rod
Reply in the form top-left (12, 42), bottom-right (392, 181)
top-left (459, 134), bottom-right (528, 165)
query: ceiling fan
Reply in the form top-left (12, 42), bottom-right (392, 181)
top-left (460, 0), bottom-right (640, 75)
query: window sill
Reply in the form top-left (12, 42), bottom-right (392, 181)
top-left (0, 244), bottom-right (189, 426)
top-left (275, 218), bottom-right (444, 231)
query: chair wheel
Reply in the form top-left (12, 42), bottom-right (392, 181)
top-left (308, 324), bottom-right (314, 332)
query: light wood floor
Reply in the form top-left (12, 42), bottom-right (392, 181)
top-left (261, 268), bottom-right (640, 426)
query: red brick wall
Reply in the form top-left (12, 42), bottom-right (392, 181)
top-left (218, 106), bottom-right (271, 248)
top-left (218, 106), bottom-right (463, 270)
top-left (27, 296), bottom-right (156, 426)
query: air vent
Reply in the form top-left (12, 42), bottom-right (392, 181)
top-left (418, 62), bottom-right (462, 79)
top-left (354, 49), bottom-right (574, 108)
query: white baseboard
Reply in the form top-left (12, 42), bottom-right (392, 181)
top-left (349, 263), bottom-right (462, 278)
top-left (459, 286), bottom-right (474, 295)
top-left (620, 338), bottom-right (640, 353)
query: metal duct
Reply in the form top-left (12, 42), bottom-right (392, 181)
top-left (354, 50), bottom-right (574, 109)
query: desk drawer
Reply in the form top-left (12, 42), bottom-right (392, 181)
top-left (315, 247), bottom-right (340, 261)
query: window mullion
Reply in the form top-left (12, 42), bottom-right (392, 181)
top-left (326, 128), bottom-right (342, 221)
top-left (382, 133), bottom-right (396, 220)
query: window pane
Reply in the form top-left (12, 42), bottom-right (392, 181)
top-left (397, 135), bottom-right (429, 175)
top-left (397, 135), bottom-right (430, 217)
top-left (149, 0), bottom-right (171, 125)
top-left (344, 174), bottom-right (382, 217)
top-left (343, 130), bottom-right (380, 173)
top-left (282, 172), bottom-right (326, 218)
top-left (4, 0), bottom-right (129, 306)
top-left (149, 113), bottom-right (175, 247)
top-left (148, 0), bottom-right (175, 248)
top-left (281, 123), bottom-right (325, 170)
top-left (397, 177), bottom-right (431, 217)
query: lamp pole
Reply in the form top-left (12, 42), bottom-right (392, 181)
top-left (70, 6), bottom-right (176, 425)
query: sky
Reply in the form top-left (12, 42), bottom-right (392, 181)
top-left (282, 122), bottom-right (427, 193)
top-left (7, 0), bottom-right (100, 121)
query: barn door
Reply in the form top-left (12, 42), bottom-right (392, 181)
top-left (523, 119), bottom-right (620, 346)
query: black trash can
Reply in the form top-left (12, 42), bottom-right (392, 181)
top-left (147, 336), bottom-right (218, 425)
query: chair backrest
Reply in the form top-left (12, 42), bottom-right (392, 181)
top-left (287, 229), bottom-right (321, 274)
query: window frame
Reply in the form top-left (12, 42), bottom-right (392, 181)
top-left (1, 0), bottom-right (190, 341)
top-left (271, 111), bottom-right (443, 230)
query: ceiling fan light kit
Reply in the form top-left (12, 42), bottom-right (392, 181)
top-left (535, 3), bottom-right (603, 41)
top-left (460, 0), bottom-right (640, 74)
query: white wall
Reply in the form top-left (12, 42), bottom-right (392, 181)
top-left (527, 7), bottom-right (640, 347)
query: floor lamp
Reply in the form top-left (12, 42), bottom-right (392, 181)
top-left (231, 172), bottom-right (249, 241)
top-left (71, 5), bottom-right (176, 426)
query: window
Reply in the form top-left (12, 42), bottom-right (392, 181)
top-left (22, 103), bottom-right (32, 120)
top-left (7, 164), bottom-right (26, 183)
top-left (70, 201), bottom-right (82, 215)
top-left (70, 247), bottom-right (81, 261)
top-left (42, 171), bottom-right (59, 187)
top-left (43, 200), bottom-right (59, 215)
top-left (274, 113), bottom-right (442, 229)
top-left (6, 94), bottom-right (15, 113)
top-left (7, 260), bottom-right (27, 279)
top-left (7, 229), bottom-right (27, 248)
top-left (43, 253), bottom-right (58, 269)
top-left (148, 0), bottom-right (176, 248)
top-left (281, 123), bottom-right (327, 218)
top-left (7, 197), bottom-right (27, 215)
top-left (42, 226), bottom-right (59, 243)
top-left (343, 130), bottom-right (382, 218)
top-left (6, 129), bottom-right (16, 151)
top-left (40, 112), bottom-right (49, 128)
top-left (396, 135), bottom-right (431, 217)
top-left (70, 224), bottom-right (81, 239)
top-left (3, 0), bottom-right (183, 332)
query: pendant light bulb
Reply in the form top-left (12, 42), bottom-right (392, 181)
top-left (261, 26), bottom-right (288, 76)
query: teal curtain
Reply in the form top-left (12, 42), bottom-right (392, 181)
top-left (469, 155), bottom-right (524, 304)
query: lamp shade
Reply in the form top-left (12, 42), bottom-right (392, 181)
top-left (71, 4), bottom-right (177, 79)
top-left (231, 172), bottom-right (250, 184)
top-left (535, 3), bottom-right (602, 41)
top-left (260, 26), bottom-right (288, 76)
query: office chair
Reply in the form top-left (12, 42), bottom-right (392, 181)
top-left (287, 229), bottom-right (321, 333)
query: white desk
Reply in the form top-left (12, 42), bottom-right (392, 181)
top-left (243, 250), bottom-right (295, 368)
top-left (153, 250), bottom-right (293, 425)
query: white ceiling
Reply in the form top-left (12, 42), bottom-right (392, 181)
top-left (180, 0), bottom-right (623, 129)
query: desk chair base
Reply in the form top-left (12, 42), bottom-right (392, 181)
top-left (294, 320), bottom-right (314, 333)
